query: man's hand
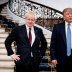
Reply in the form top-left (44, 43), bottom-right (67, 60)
top-left (10, 54), bottom-right (20, 61)
top-left (51, 59), bottom-right (58, 66)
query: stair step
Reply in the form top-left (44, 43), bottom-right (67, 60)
top-left (1, 8), bottom-right (7, 11)
top-left (1, 13), bottom-right (8, 15)
top-left (39, 63), bottom-right (51, 71)
top-left (0, 55), bottom-right (13, 61)
top-left (41, 56), bottom-right (48, 63)
top-left (12, 20), bottom-right (19, 23)
top-left (0, 68), bottom-right (14, 72)
top-left (1, 11), bottom-right (7, 13)
top-left (1, 24), bottom-right (8, 28)
top-left (0, 38), bottom-right (6, 42)
top-left (0, 43), bottom-right (15, 48)
top-left (0, 28), bottom-right (5, 32)
top-left (2, 6), bottom-right (7, 9)
top-left (0, 48), bottom-right (15, 55)
top-left (43, 31), bottom-right (52, 35)
top-left (0, 43), bottom-right (6, 47)
top-left (0, 14), bottom-right (8, 16)
top-left (0, 46), bottom-right (15, 49)
top-left (4, 6), bottom-right (7, 8)
top-left (1, 12), bottom-right (7, 14)
top-left (0, 32), bottom-right (9, 38)
top-left (1, 10), bottom-right (7, 12)
top-left (0, 61), bottom-right (15, 68)
top-left (6, 16), bottom-right (13, 20)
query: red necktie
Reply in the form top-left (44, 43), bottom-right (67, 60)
top-left (29, 28), bottom-right (32, 44)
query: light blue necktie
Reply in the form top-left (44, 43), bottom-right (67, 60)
top-left (67, 24), bottom-right (71, 56)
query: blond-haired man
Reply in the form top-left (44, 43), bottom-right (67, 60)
top-left (5, 10), bottom-right (47, 72)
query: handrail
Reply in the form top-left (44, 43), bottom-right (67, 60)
top-left (26, 0), bottom-right (62, 14)
top-left (8, 0), bottom-right (63, 19)
top-left (8, 0), bottom-right (63, 31)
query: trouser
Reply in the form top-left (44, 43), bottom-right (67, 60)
top-left (56, 55), bottom-right (72, 72)
top-left (14, 58), bottom-right (39, 72)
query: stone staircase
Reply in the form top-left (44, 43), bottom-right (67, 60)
top-left (0, 3), bottom-right (55, 72)
top-left (0, 26), bottom-right (15, 72)
top-left (0, 25), bottom-right (52, 72)
top-left (0, 4), bottom-right (12, 19)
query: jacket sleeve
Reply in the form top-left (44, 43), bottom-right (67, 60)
top-left (50, 24), bottom-right (57, 60)
top-left (5, 27), bottom-right (17, 56)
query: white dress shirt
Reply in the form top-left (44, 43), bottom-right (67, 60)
top-left (26, 25), bottom-right (35, 46)
top-left (26, 25), bottom-right (35, 57)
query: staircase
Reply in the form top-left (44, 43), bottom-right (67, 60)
top-left (0, 2), bottom-right (54, 72)
top-left (0, 3), bottom-right (12, 20)
top-left (0, 25), bottom-right (15, 72)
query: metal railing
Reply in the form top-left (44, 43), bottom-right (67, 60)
top-left (8, 0), bottom-right (63, 31)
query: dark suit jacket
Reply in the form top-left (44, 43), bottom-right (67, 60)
top-left (50, 21), bottom-right (68, 64)
top-left (5, 25), bottom-right (47, 65)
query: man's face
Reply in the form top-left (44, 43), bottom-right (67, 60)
top-left (64, 10), bottom-right (72, 23)
top-left (25, 14), bottom-right (36, 28)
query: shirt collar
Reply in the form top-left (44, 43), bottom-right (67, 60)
top-left (25, 24), bottom-right (34, 31)
top-left (65, 21), bottom-right (72, 26)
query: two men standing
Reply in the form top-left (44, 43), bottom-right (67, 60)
top-left (5, 7), bottom-right (72, 72)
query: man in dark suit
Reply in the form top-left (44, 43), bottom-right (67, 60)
top-left (50, 8), bottom-right (72, 72)
top-left (5, 10), bottom-right (47, 72)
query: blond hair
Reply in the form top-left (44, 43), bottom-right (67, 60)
top-left (63, 8), bottom-right (72, 15)
top-left (25, 10), bottom-right (37, 19)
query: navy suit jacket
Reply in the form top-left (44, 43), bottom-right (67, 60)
top-left (50, 21), bottom-right (68, 64)
top-left (5, 25), bottom-right (47, 65)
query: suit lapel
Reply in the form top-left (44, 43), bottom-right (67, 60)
top-left (32, 26), bottom-right (38, 47)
